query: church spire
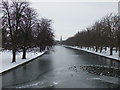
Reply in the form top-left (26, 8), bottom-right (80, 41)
top-left (60, 36), bottom-right (62, 42)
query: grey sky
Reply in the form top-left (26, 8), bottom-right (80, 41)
top-left (16, 1), bottom-right (120, 40)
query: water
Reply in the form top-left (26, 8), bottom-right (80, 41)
top-left (2, 46), bottom-right (120, 88)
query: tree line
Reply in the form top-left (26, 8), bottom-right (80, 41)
top-left (1, 0), bottom-right (54, 62)
top-left (63, 14), bottom-right (120, 57)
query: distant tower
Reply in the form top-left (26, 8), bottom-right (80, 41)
top-left (118, 1), bottom-right (120, 16)
top-left (60, 36), bottom-right (62, 45)
top-left (60, 36), bottom-right (62, 42)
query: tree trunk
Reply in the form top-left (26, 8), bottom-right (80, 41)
top-left (115, 47), bottom-right (118, 53)
top-left (12, 49), bottom-right (16, 63)
top-left (100, 47), bottom-right (103, 53)
top-left (110, 47), bottom-right (113, 55)
top-left (95, 46), bottom-right (98, 52)
top-left (43, 46), bottom-right (45, 51)
top-left (87, 47), bottom-right (89, 50)
top-left (104, 47), bottom-right (107, 52)
top-left (80, 46), bottom-right (82, 48)
top-left (119, 48), bottom-right (120, 57)
top-left (39, 47), bottom-right (42, 52)
top-left (40, 47), bottom-right (41, 52)
top-left (22, 48), bottom-right (27, 59)
top-left (41, 46), bottom-right (43, 51)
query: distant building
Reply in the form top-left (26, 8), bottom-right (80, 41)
top-left (60, 36), bottom-right (63, 45)
top-left (118, 1), bottom-right (120, 16)
top-left (60, 36), bottom-right (62, 42)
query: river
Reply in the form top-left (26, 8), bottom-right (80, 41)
top-left (2, 46), bottom-right (120, 88)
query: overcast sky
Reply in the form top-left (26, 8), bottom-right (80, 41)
top-left (29, 1), bottom-right (118, 40)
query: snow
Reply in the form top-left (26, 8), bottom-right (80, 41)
top-left (63, 45), bottom-right (120, 61)
top-left (0, 49), bottom-right (46, 73)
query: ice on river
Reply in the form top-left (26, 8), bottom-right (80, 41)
top-left (8, 66), bottom-right (120, 88)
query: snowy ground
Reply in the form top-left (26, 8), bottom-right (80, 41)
top-left (63, 45), bottom-right (120, 61)
top-left (0, 49), bottom-right (46, 73)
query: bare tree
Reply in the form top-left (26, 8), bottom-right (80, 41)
top-left (20, 7), bottom-right (37, 59)
top-left (1, 0), bottom-right (29, 62)
top-left (114, 15), bottom-right (120, 57)
top-left (103, 14), bottom-right (117, 55)
top-left (36, 18), bottom-right (54, 52)
top-left (64, 13), bottom-right (119, 57)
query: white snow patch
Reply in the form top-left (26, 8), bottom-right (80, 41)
top-left (0, 50), bottom-right (46, 73)
top-left (63, 45), bottom-right (120, 61)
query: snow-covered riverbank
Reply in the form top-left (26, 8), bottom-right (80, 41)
top-left (0, 50), bottom-right (46, 73)
top-left (63, 45), bottom-right (120, 61)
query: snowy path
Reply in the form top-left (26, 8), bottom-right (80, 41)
top-left (63, 45), bottom-right (120, 61)
top-left (0, 50), bottom-right (46, 73)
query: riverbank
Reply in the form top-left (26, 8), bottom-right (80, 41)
top-left (63, 45), bottom-right (120, 61)
top-left (0, 50), bottom-right (47, 73)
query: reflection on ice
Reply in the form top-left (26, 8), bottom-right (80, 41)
top-left (88, 75), bottom-right (120, 85)
top-left (87, 77), bottom-right (102, 80)
top-left (53, 82), bottom-right (58, 85)
top-left (16, 82), bottom-right (41, 88)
